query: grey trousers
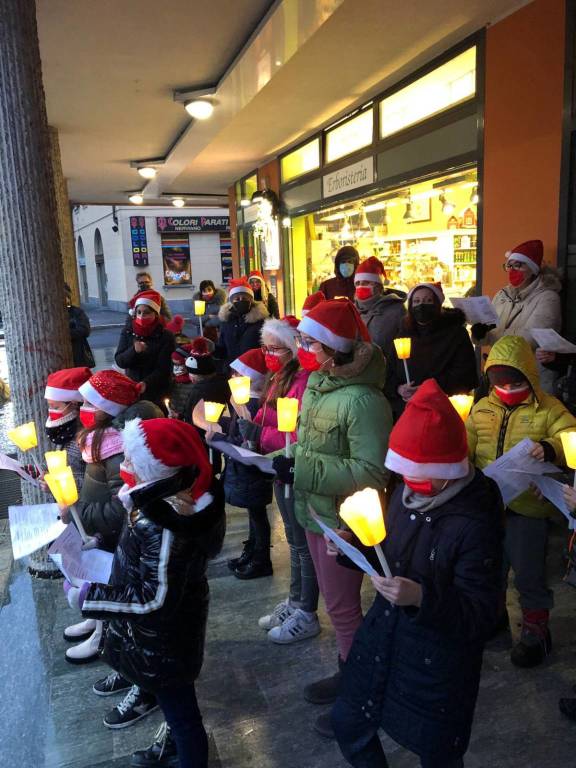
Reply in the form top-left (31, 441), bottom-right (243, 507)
top-left (504, 511), bottom-right (553, 611)
top-left (274, 482), bottom-right (319, 613)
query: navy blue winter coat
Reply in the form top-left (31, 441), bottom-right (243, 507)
top-left (333, 469), bottom-right (504, 761)
top-left (215, 300), bottom-right (269, 367)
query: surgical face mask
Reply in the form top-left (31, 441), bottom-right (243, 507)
top-left (297, 348), bottom-right (321, 371)
top-left (231, 299), bottom-right (251, 316)
top-left (411, 303), bottom-right (438, 324)
top-left (264, 352), bottom-right (285, 373)
top-left (339, 262), bottom-right (355, 279)
top-left (79, 405), bottom-right (97, 429)
top-left (508, 269), bottom-right (526, 288)
top-left (355, 286), bottom-right (374, 301)
top-left (201, 291), bottom-right (214, 300)
top-left (494, 385), bottom-right (530, 407)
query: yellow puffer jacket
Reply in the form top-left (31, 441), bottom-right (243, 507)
top-left (466, 335), bottom-right (576, 518)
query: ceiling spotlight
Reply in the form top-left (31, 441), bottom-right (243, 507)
top-left (275, 59), bottom-right (282, 66)
top-left (172, 198), bottom-right (186, 208)
top-left (184, 100), bottom-right (214, 119)
top-left (470, 186), bottom-right (479, 205)
top-left (138, 166), bottom-right (157, 179)
top-left (128, 194), bottom-right (144, 205)
top-left (439, 192), bottom-right (455, 215)
top-left (281, 216), bottom-right (291, 228)
top-left (240, 198), bottom-right (251, 207)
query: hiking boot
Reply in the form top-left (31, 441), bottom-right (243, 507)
top-left (234, 552), bottom-right (273, 580)
top-left (103, 685), bottom-right (158, 729)
top-left (227, 539), bottom-right (253, 571)
top-left (258, 599), bottom-right (294, 630)
top-left (131, 722), bottom-right (179, 766)
top-left (268, 609), bottom-right (321, 645)
top-left (510, 609), bottom-right (552, 668)
top-left (93, 671), bottom-right (132, 697)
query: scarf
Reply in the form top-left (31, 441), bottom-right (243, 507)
top-left (402, 462), bottom-right (476, 513)
top-left (81, 427), bottom-right (124, 463)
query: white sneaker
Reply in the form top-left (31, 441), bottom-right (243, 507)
top-left (65, 620), bottom-right (103, 664)
top-left (63, 617), bottom-right (97, 642)
top-left (267, 609), bottom-right (321, 645)
top-left (258, 599), bottom-right (294, 630)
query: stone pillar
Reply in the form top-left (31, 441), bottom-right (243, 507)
top-left (49, 127), bottom-right (81, 305)
top-left (0, 0), bottom-right (74, 569)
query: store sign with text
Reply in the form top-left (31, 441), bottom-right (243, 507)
top-left (322, 157), bottom-right (375, 199)
top-left (156, 216), bottom-right (230, 233)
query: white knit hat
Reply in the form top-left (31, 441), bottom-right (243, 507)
top-left (261, 317), bottom-right (298, 357)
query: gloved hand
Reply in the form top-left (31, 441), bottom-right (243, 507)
top-left (238, 418), bottom-right (262, 443)
top-left (272, 456), bottom-right (295, 485)
top-left (470, 323), bottom-right (496, 342)
top-left (64, 580), bottom-right (91, 610)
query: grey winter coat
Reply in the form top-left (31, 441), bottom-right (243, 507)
top-left (355, 290), bottom-right (407, 352)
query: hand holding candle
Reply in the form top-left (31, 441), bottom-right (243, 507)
top-left (204, 401), bottom-right (225, 463)
top-left (9, 421), bottom-right (42, 475)
top-left (229, 376), bottom-right (251, 405)
top-left (277, 397), bottom-right (299, 498)
top-left (393, 338), bottom-right (411, 384)
top-left (45, 466), bottom-right (89, 543)
top-left (339, 488), bottom-right (392, 577)
top-left (448, 394), bottom-right (474, 421)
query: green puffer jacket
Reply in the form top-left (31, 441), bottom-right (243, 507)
top-left (467, 335), bottom-right (576, 518)
top-left (294, 342), bottom-right (392, 534)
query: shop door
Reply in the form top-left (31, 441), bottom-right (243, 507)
top-left (96, 260), bottom-right (108, 306)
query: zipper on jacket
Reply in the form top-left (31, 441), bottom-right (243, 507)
top-left (495, 403), bottom-right (526, 458)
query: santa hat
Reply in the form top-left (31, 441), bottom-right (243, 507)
top-left (45, 367), bottom-right (92, 402)
top-left (302, 291), bottom-right (326, 316)
top-left (297, 298), bottom-right (370, 353)
top-left (185, 337), bottom-right (215, 376)
top-left (407, 282), bottom-right (445, 306)
top-left (261, 317), bottom-right (299, 357)
top-left (79, 370), bottom-right (143, 416)
top-left (248, 270), bottom-right (265, 285)
top-left (385, 378), bottom-right (469, 480)
top-left (230, 347), bottom-right (267, 381)
top-left (172, 343), bottom-right (194, 365)
top-left (506, 240), bottom-right (543, 274)
top-left (134, 290), bottom-right (162, 314)
top-left (354, 256), bottom-right (386, 284)
top-left (228, 278), bottom-right (254, 300)
top-left (123, 417), bottom-right (212, 502)
top-left (166, 315), bottom-right (185, 335)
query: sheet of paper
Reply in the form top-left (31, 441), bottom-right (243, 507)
top-left (48, 524), bottom-right (113, 583)
top-left (512, 474), bottom-right (576, 530)
top-left (450, 296), bottom-right (499, 325)
top-left (8, 503), bottom-right (66, 559)
top-left (0, 451), bottom-right (40, 486)
top-left (483, 439), bottom-right (558, 505)
top-left (310, 512), bottom-right (378, 577)
top-left (207, 435), bottom-right (275, 475)
top-left (530, 328), bottom-right (576, 354)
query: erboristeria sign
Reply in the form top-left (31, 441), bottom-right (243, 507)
top-left (322, 157), bottom-right (375, 199)
top-left (156, 216), bottom-right (230, 233)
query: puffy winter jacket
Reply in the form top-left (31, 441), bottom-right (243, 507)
top-left (256, 369), bottom-right (310, 454)
top-left (169, 380), bottom-right (195, 419)
top-left (216, 301), bottom-right (269, 367)
top-left (115, 324), bottom-right (175, 405)
top-left (355, 290), bottom-right (406, 352)
top-left (335, 470), bottom-right (504, 760)
top-left (467, 335), bottom-right (576, 518)
top-left (294, 342), bottom-right (392, 534)
top-left (82, 474), bottom-right (225, 693)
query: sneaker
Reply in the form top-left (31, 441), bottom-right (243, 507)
top-left (131, 721), bottom-right (179, 767)
top-left (65, 621), bottom-right (103, 664)
top-left (103, 685), bottom-right (159, 729)
top-left (93, 671), bottom-right (132, 697)
top-left (268, 610), bottom-right (321, 644)
top-left (63, 617), bottom-right (97, 642)
top-left (258, 599), bottom-right (294, 630)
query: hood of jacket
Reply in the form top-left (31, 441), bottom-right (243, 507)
top-left (218, 300), bottom-right (269, 324)
top-left (485, 335), bottom-right (543, 400)
top-left (334, 248), bottom-right (360, 276)
top-left (310, 342), bottom-right (386, 393)
top-left (193, 287), bottom-right (226, 305)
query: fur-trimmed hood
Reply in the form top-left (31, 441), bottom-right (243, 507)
top-left (502, 265), bottom-right (562, 299)
top-left (218, 300), bottom-right (269, 324)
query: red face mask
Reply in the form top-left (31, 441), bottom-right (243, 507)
top-left (297, 348), bottom-right (321, 371)
top-left (133, 314), bottom-right (158, 336)
top-left (119, 463), bottom-right (137, 488)
top-left (355, 286), bottom-right (374, 301)
top-left (79, 406), bottom-right (97, 429)
top-left (264, 353), bottom-right (285, 373)
top-left (404, 477), bottom-right (436, 496)
top-left (48, 408), bottom-right (67, 423)
top-left (494, 385), bottom-right (530, 406)
top-left (508, 269), bottom-right (526, 288)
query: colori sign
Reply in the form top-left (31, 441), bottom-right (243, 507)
top-left (156, 216), bottom-right (230, 233)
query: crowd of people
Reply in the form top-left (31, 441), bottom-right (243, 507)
top-left (32, 240), bottom-right (576, 767)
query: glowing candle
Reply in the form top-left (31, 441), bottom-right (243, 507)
top-left (45, 467), bottom-right (89, 542)
top-left (277, 397), bottom-right (299, 498)
top-left (45, 450), bottom-right (67, 474)
top-left (204, 401), bottom-right (225, 423)
top-left (449, 394), bottom-right (474, 421)
top-left (229, 376), bottom-right (251, 405)
top-left (393, 338), bottom-right (411, 383)
top-left (561, 432), bottom-right (576, 488)
top-left (8, 422), bottom-right (38, 451)
top-left (339, 488), bottom-right (392, 577)
top-left (194, 300), bottom-right (206, 316)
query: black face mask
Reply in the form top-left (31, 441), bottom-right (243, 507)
top-left (231, 299), bottom-right (252, 316)
top-left (138, 283), bottom-right (152, 292)
top-left (45, 419), bottom-right (78, 446)
top-left (412, 303), bottom-right (438, 324)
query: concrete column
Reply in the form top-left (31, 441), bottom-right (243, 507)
top-left (49, 127), bottom-right (81, 305)
top-left (0, 0), bottom-right (73, 517)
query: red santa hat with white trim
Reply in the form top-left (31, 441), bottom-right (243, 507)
top-left (354, 256), bottom-right (386, 284)
top-left (261, 316), bottom-right (299, 357)
top-left (385, 378), bottom-right (469, 480)
top-left (297, 298), bottom-right (371, 353)
top-left (44, 367), bottom-right (92, 402)
top-left (407, 282), bottom-right (445, 306)
top-left (248, 270), bottom-right (265, 286)
top-left (302, 291), bottom-right (325, 316)
top-left (228, 277), bottom-right (254, 300)
top-left (122, 417), bottom-right (212, 502)
top-left (229, 347), bottom-right (267, 381)
top-left (505, 239), bottom-right (543, 274)
top-left (79, 370), bottom-right (143, 416)
top-left (134, 290), bottom-right (162, 314)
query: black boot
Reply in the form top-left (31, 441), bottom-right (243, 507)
top-left (131, 722), bottom-right (178, 766)
top-left (304, 658), bottom-right (345, 705)
top-left (227, 539), bottom-right (253, 571)
top-left (510, 610), bottom-right (551, 668)
top-left (313, 710), bottom-right (335, 739)
top-left (234, 549), bottom-right (273, 580)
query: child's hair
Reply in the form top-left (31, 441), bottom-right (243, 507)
top-left (321, 343), bottom-right (354, 367)
top-left (78, 413), bottom-right (115, 463)
top-left (261, 358), bottom-right (300, 407)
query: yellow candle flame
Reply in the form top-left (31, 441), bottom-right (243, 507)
top-left (45, 467), bottom-right (79, 506)
top-left (561, 432), bottom-right (576, 470)
top-left (277, 397), bottom-right (299, 433)
top-left (339, 488), bottom-right (386, 547)
top-left (229, 376), bottom-right (251, 405)
top-left (393, 337), bottom-right (411, 360)
top-left (45, 450), bottom-right (68, 474)
top-left (204, 401), bottom-right (225, 423)
top-left (8, 422), bottom-right (38, 451)
top-left (448, 394), bottom-right (474, 421)
top-left (194, 300), bottom-right (206, 316)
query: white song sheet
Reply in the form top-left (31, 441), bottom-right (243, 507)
top-left (0, 451), bottom-right (40, 485)
top-left (483, 439), bottom-right (558, 505)
top-left (310, 512), bottom-right (378, 577)
top-left (48, 524), bottom-right (113, 584)
top-left (530, 329), bottom-right (576, 354)
top-left (450, 296), bottom-right (499, 326)
top-left (8, 503), bottom-right (66, 559)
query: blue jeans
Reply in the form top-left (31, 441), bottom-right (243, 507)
top-left (156, 684), bottom-right (208, 768)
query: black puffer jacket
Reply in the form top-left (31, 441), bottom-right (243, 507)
top-left (215, 301), bottom-right (269, 367)
top-left (115, 324), bottom-right (175, 405)
top-left (82, 474), bottom-right (225, 693)
top-left (334, 470), bottom-right (504, 760)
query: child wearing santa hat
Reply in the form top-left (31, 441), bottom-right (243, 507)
top-left (182, 337), bottom-right (229, 427)
top-left (67, 418), bottom-right (225, 768)
top-left (272, 299), bottom-right (392, 736)
top-left (353, 256), bottom-right (406, 352)
top-left (332, 378), bottom-right (504, 768)
top-left (215, 278), bottom-right (269, 367)
top-left (302, 291), bottom-right (326, 316)
top-left (168, 342), bottom-right (195, 419)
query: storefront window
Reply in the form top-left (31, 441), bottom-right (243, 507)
top-left (325, 108), bottom-right (373, 164)
top-left (380, 47), bottom-right (476, 138)
top-left (281, 138), bottom-right (321, 183)
top-left (161, 234), bottom-right (192, 286)
top-left (289, 168), bottom-right (478, 310)
top-left (244, 174), bottom-right (258, 201)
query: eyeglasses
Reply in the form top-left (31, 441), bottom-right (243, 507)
top-left (262, 345), bottom-right (287, 355)
top-left (502, 261), bottom-right (528, 272)
top-left (296, 335), bottom-right (318, 352)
